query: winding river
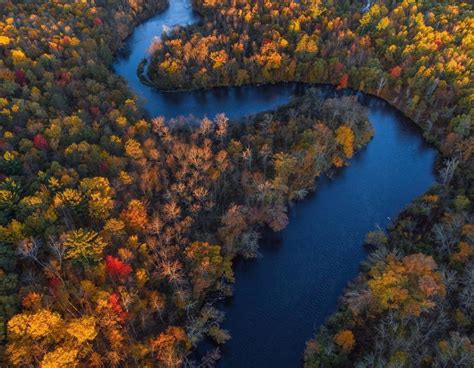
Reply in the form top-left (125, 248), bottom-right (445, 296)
top-left (114, 1), bottom-right (437, 367)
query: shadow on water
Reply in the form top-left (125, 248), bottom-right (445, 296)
top-left (113, 1), bottom-right (437, 367)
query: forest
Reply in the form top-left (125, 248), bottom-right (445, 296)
top-left (147, 1), bottom-right (473, 364)
top-left (0, 0), bottom-right (472, 367)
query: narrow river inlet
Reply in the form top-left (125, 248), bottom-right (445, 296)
top-left (114, 1), bottom-right (437, 367)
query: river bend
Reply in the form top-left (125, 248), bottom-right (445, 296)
top-left (113, 1), bottom-right (437, 366)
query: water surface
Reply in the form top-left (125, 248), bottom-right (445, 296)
top-left (217, 99), bottom-right (436, 367)
top-left (114, 1), bottom-right (437, 367)
top-left (114, 0), bottom-right (300, 120)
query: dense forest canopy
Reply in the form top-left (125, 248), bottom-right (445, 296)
top-left (0, 0), bottom-right (472, 367)
top-left (148, 0), bottom-right (472, 150)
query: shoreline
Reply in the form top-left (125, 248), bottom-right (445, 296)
top-left (113, 2), bottom-right (444, 366)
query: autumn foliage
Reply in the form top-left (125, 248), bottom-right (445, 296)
top-left (337, 73), bottom-right (349, 89)
top-left (334, 330), bottom-right (355, 353)
top-left (368, 254), bottom-right (445, 317)
top-left (121, 199), bottom-right (148, 232)
top-left (108, 293), bottom-right (128, 324)
top-left (335, 126), bottom-right (355, 159)
top-left (33, 134), bottom-right (48, 150)
top-left (105, 255), bottom-right (132, 282)
top-left (0, 0), bottom-right (472, 366)
top-left (151, 327), bottom-right (191, 367)
top-left (390, 65), bottom-right (402, 78)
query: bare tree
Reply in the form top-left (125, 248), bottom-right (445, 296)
top-left (432, 220), bottom-right (461, 256)
top-left (239, 230), bottom-right (261, 259)
top-left (17, 238), bottom-right (45, 267)
top-left (48, 236), bottom-right (66, 268)
top-left (459, 262), bottom-right (474, 315)
top-left (439, 157), bottom-right (459, 186)
top-left (434, 332), bottom-right (474, 367)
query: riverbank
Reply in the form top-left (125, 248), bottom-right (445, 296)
top-left (126, 0), bottom-right (472, 366)
top-left (110, 1), bottom-right (460, 366)
top-left (107, 0), bottom-right (169, 51)
top-left (0, 1), bottom-right (468, 367)
top-left (216, 96), bottom-right (437, 367)
top-left (0, 2), bottom-right (381, 367)
top-left (146, 0), bottom-right (471, 156)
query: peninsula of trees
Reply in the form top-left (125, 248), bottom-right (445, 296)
top-left (147, 3), bottom-right (473, 364)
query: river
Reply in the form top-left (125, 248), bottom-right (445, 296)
top-left (113, 1), bottom-right (437, 367)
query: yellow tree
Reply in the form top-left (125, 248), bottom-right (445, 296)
top-left (334, 329), bottom-right (355, 353)
top-left (80, 177), bottom-right (114, 221)
top-left (368, 253), bottom-right (445, 317)
top-left (7, 309), bottom-right (97, 366)
top-left (62, 229), bottom-right (107, 265)
top-left (336, 125), bottom-right (355, 158)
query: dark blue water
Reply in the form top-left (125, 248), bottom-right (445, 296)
top-left (114, 1), bottom-right (437, 367)
top-left (114, 0), bottom-right (299, 120)
top-left (217, 101), bottom-right (436, 367)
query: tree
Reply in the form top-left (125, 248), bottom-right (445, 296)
top-left (33, 134), bottom-right (48, 150)
top-left (0, 36), bottom-right (11, 46)
top-left (368, 254), bottom-right (445, 317)
top-left (7, 310), bottom-right (97, 366)
top-left (185, 241), bottom-right (232, 297)
top-left (151, 327), bottom-right (190, 367)
top-left (365, 230), bottom-right (388, 247)
top-left (334, 330), bottom-right (355, 353)
top-left (62, 229), bottom-right (107, 265)
top-left (66, 316), bottom-right (98, 344)
top-left (80, 177), bottom-right (114, 221)
top-left (106, 255), bottom-right (132, 282)
top-left (40, 347), bottom-right (79, 368)
top-left (337, 73), bottom-right (349, 89)
top-left (121, 199), bottom-right (148, 232)
top-left (336, 125), bottom-right (354, 158)
top-left (390, 65), bottom-right (402, 78)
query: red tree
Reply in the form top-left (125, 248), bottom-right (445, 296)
top-left (390, 65), bottom-right (402, 78)
top-left (15, 69), bottom-right (27, 86)
top-left (338, 73), bottom-right (349, 89)
top-left (56, 71), bottom-right (71, 86)
top-left (99, 160), bottom-right (109, 173)
top-left (108, 292), bottom-right (128, 323)
top-left (33, 134), bottom-right (49, 150)
top-left (106, 255), bottom-right (132, 282)
top-left (89, 106), bottom-right (100, 118)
